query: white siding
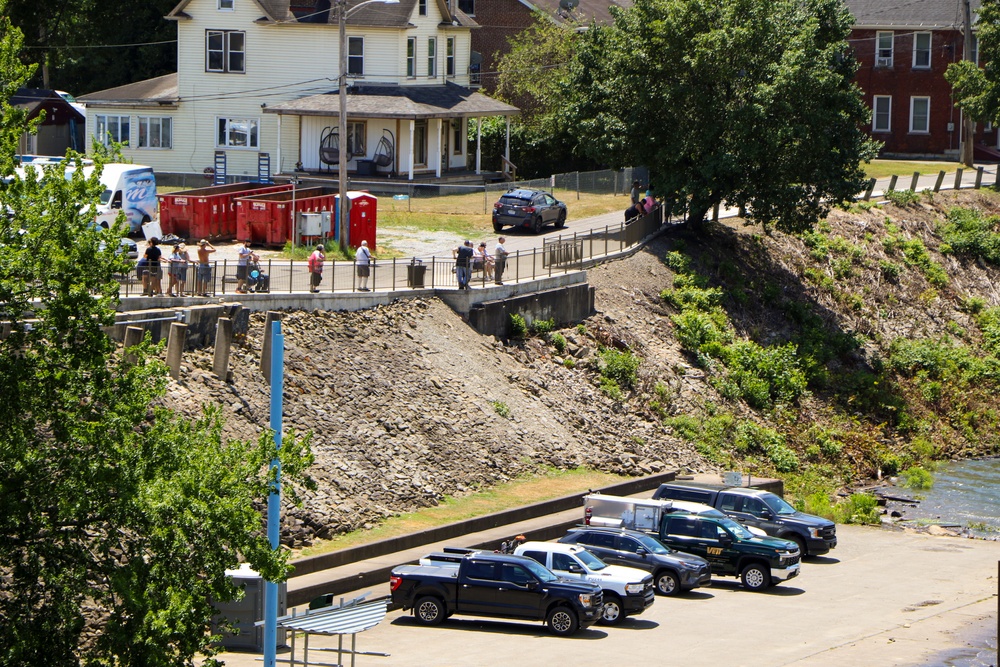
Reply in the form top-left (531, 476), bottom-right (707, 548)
top-left (87, 0), bottom-right (479, 176)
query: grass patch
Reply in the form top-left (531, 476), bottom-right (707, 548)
top-left (293, 467), bottom-right (629, 558)
top-left (863, 159), bottom-right (963, 180)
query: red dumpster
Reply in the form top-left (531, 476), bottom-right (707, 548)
top-left (158, 182), bottom-right (293, 241)
top-left (235, 186), bottom-right (337, 247)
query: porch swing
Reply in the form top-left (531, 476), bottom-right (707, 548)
top-left (372, 128), bottom-right (395, 176)
top-left (318, 126), bottom-right (339, 173)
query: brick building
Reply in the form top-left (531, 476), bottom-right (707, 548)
top-left (845, 0), bottom-right (986, 159)
top-left (463, 0), bottom-right (628, 92)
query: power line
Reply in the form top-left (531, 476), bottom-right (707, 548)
top-left (20, 39), bottom-right (176, 50)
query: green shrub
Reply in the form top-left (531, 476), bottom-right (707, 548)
top-left (531, 318), bottom-right (555, 335)
top-left (491, 400), bottom-right (511, 418)
top-left (550, 332), bottom-right (567, 354)
top-left (733, 422), bottom-right (799, 472)
top-left (576, 323), bottom-right (587, 335)
top-left (900, 466), bottom-right (934, 490)
top-left (900, 238), bottom-right (948, 286)
top-left (661, 284), bottom-right (724, 311)
top-left (671, 310), bottom-right (731, 353)
top-left (563, 357), bottom-right (576, 369)
top-left (879, 260), bottom-right (902, 282)
top-left (664, 250), bottom-right (691, 273)
top-left (600, 376), bottom-right (623, 401)
top-left (599, 349), bottom-right (640, 390)
top-left (937, 207), bottom-right (1000, 264)
top-left (510, 313), bottom-right (527, 339)
top-left (960, 296), bottom-right (986, 314)
top-left (835, 493), bottom-right (881, 525)
top-left (885, 189), bottom-right (920, 207)
top-left (976, 307), bottom-right (1000, 354)
top-left (718, 341), bottom-right (808, 408)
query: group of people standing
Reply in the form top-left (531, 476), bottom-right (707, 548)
top-left (138, 237), bottom-right (217, 297)
top-left (453, 237), bottom-right (509, 290)
top-left (625, 180), bottom-right (657, 224)
top-left (307, 239), bottom-right (373, 292)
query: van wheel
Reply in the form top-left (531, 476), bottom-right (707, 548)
top-left (655, 570), bottom-right (680, 596)
top-left (741, 564), bottom-right (770, 591)
top-left (414, 596), bottom-right (446, 625)
top-left (546, 606), bottom-right (579, 636)
top-left (599, 594), bottom-right (625, 626)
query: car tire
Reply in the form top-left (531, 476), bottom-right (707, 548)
top-left (493, 222), bottom-right (504, 233)
top-left (414, 596), bottom-right (446, 625)
top-left (546, 605), bottom-right (579, 636)
top-left (532, 216), bottom-right (542, 234)
top-left (741, 563), bottom-right (771, 591)
top-left (556, 210), bottom-right (567, 228)
top-left (598, 593), bottom-right (625, 626)
top-left (654, 569), bottom-right (681, 596)
top-left (789, 535), bottom-right (807, 557)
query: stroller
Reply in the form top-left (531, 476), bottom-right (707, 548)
top-left (246, 259), bottom-right (270, 293)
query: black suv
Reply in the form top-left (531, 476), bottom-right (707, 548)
top-left (492, 188), bottom-right (567, 234)
top-left (559, 526), bottom-right (711, 596)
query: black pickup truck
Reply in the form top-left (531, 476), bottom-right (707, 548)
top-left (390, 550), bottom-right (604, 636)
top-left (653, 482), bottom-right (837, 556)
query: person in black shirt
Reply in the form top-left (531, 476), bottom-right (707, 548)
top-left (143, 237), bottom-right (163, 296)
top-left (453, 240), bottom-right (474, 290)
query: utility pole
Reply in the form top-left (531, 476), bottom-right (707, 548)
top-left (961, 0), bottom-right (976, 167)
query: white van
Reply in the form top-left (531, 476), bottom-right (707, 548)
top-left (83, 164), bottom-right (157, 234)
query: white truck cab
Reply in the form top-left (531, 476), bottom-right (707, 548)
top-left (514, 541), bottom-right (654, 625)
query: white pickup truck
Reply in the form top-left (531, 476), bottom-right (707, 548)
top-left (582, 492), bottom-right (767, 537)
top-left (514, 541), bottom-right (655, 626)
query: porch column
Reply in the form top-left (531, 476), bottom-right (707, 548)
top-left (276, 114), bottom-right (282, 174)
top-left (476, 117), bottom-right (482, 175)
top-left (505, 116), bottom-right (510, 162)
top-left (435, 119), bottom-right (443, 178)
top-left (408, 119), bottom-right (415, 181)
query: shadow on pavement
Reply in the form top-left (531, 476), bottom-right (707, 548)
top-left (702, 580), bottom-right (806, 596)
top-left (805, 555), bottom-right (841, 565)
top-left (391, 615), bottom-right (610, 639)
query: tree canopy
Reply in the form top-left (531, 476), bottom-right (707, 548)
top-left (946, 0), bottom-right (1000, 126)
top-left (0, 16), bottom-right (312, 667)
top-left (563, 0), bottom-right (879, 230)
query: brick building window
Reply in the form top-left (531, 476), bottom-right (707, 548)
top-left (458, 0), bottom-right (474, 14)
top-left (913, 32), bottom-right (931, 69)
top-left (909, 97), bottom-right (930, 134)
top-left (876, 31), bottom-right (894, 67)
top-left (872, 96), bottom-right (891, 132)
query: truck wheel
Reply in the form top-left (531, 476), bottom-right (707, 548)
top-left (741, 564), bottom-right (771, 591)
top-left (598, 594), bottom-right (625, 626)
top-left (414, 596), bottom-right (446, 625)
top-left (654, 570), bottom-right (680, 596)
top-left (546, 606), bottom-right (579, 636)
top-left (789, 535), bottom-right (807, 557)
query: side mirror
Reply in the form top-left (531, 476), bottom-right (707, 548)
top-left (760, 509), bottom-right (773, 520)
top-left (635, 547), bottom-right (647, 557)
top-left (526, 580), bottom-right (539, 590)
top-left (567, 564), bottom-right (584, 574)
top-left (719, 535), bottom-right (733, 547)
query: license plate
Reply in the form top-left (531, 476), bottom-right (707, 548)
top-left (508, 211), bottom-right (520, 216)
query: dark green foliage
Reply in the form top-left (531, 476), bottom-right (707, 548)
top-left (599, 348), bottom-right (641, 390)
top-left (510, 313), bottom-right (528, 339)
top-left (884, 189), bottom-right (920, 207)
top-left (564, 0), bottom-right (878, 228)
top-left (937, 207), bottom-right (1000, 263)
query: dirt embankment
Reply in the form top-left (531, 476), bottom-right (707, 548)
top-left (160, 190), bottom-right (1000, 546)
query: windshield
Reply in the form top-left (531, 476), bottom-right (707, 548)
top-left (763, 494), bottom-right (798, 516)
top-left (98, 188), bottom-right (113, 205)
top-left (635, 534), bottom-right (670, 554)
top-left (719, 517), bottom-right (755, 540)
top-left (575, 550), bottom-right (608, 571)
top-left (521, 558), bottom-right (559, 583)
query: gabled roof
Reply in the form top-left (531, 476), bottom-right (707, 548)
top-left (524, 0), bottom-right (631, 27)
top-left (167, 0), bottom-right (477, 27)
top-left (9, 89), bottom-right (85, 123)
top-left (264, 81), bottom-right (518, 118)
top-left (77, 74), bottom-right (179, 106)
top-left (843, 0), bottom-right (978, 30)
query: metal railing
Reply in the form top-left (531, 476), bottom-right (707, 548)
top-left (117, 206), bottom-right (666, 298)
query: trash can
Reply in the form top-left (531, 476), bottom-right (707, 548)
top-left (407, 259), bottom-right (427, 288)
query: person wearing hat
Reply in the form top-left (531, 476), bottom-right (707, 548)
top-left (167, 242), bottom-right (190, 297)
top-left (355, 240), bottom-right (374, 291)
top-left (196, 239), bottom-right (216, 296)
top-left (478, 242), bottom-right (494, 280)
top-left (308, 244), bottom-right (326, 293)
top-left (452, 239), bottom-right (474, 290)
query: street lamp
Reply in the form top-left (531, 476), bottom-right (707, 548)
top-left (337, 0), bottom-right (399, 251)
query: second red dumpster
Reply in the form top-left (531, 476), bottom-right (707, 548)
top-left (236, 186), bottom-right (337, 246)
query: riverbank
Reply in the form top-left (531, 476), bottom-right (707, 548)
top-left (209, 524), bottom-right (998, 667)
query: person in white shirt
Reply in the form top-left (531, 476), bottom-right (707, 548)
top-left (494, 237), bottom-right (509, 285)
top-left (356, 240), bottom-right (373, 291)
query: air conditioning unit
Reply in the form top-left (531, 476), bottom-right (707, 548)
top-left (876, 57), bottom-right (892, 67)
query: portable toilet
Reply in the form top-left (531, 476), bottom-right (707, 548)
top-left (334, 191), bottom-right (377, 249)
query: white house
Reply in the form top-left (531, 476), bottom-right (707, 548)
top-left (78, 0), bottom-right (518, 181)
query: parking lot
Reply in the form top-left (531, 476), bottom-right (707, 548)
top-left (213, 524), bottom-right (998, 667)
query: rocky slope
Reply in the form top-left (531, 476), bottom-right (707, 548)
top-left (160, 189), bottom-right (1000, 546)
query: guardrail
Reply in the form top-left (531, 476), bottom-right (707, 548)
top-left (119, 206), bottom-right (667, 298)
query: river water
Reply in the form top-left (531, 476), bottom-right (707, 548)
top-left (908, 457), bottom-right (999, 667)
top-left (904, 457), bottom-right (1000, 536)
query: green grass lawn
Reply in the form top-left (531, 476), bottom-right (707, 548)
top-left (293, 467), bottom-right (628, 559)
top-left (863, 159), bottom-right (965, 180)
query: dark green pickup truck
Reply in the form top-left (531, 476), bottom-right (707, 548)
top-left (658, 513), bottom-right (801, 591)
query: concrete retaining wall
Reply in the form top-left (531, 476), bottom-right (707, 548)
top-left (466, 283), bottom-right (596, 339)
top-left (110, 303), bottom-right (248, 348)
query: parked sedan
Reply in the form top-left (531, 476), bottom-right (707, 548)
top-left (492, 188), bottom-right (567, 234)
